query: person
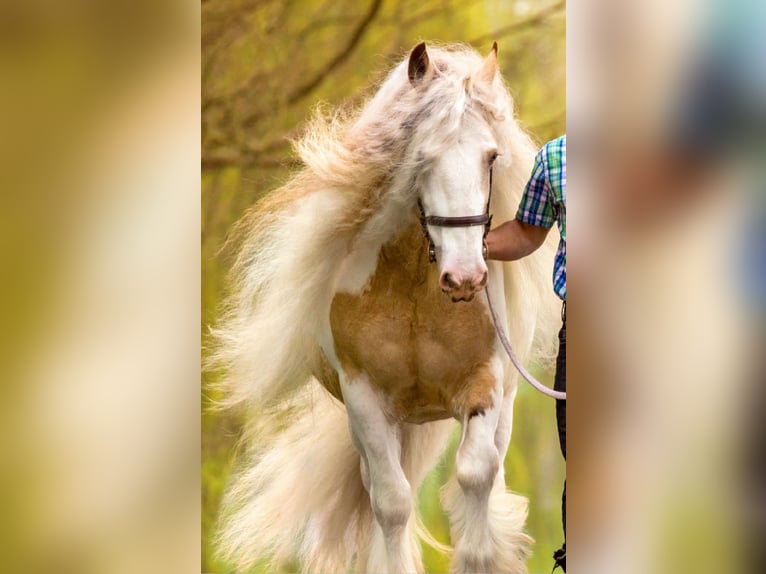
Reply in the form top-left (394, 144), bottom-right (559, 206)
top-left (485, 134), bottom-right (567, 571)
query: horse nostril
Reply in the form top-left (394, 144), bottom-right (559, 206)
top-left (441, 272), bottom-right (459, 290)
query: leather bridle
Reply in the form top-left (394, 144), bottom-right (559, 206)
top-left (417, 166), bottom-right (494, 263)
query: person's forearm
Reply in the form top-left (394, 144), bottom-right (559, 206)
top-left (485, 219), bottom-right (549, 261)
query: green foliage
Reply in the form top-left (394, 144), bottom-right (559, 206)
top-left (202, 1), bottom-right (565, 572)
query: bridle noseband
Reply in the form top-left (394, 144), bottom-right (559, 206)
top-left (418, 167), bottom-right (494, 263)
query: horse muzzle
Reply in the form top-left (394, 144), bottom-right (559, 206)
top-left (440, 270), bottom-right (488, 302)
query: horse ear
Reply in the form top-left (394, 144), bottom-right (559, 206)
top-left (478, 41), bottom-right (498, 84)
top-left (408, 42), bottom-right (431, 85)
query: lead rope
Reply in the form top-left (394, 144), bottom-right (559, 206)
top-left (485, 287), bottom-right (567, 400)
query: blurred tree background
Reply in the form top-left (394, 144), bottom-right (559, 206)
top-left (202, 1), bottom-right (565, 572)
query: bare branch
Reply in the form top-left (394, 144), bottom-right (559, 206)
top-left (202, 149), bottom-right (300, 172)
top-left (469, 0), bottom-right (565, 46)
top-left (287, 0), bottom-right (383, 105)
top-left (202, 153), bottom-right (243, 171)
top-left (393, 0), bottom-right (481, 29)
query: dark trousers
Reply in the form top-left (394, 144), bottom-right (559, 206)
top-left (554, 303), bottom-right (566, 569)
top-left (555, 308), bottom-right (566, 513)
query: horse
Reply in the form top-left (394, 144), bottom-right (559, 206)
top-left (209, 42), bottom-right (559, 574)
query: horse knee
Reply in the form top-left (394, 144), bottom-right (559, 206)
top-left (371, 478), bottom-right (412, 530)
top-left (456, 441), bottom-right (499, 492)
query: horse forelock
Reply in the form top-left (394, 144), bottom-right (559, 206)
top-left (292, 46), bottom-right (516, 217)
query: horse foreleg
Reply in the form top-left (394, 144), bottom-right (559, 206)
top-left (447, 365), bottom-right (531, 574)
top-left (450, 372), bottom-right (504, 574)
top-left (341, 373), bottom-right (417, 574)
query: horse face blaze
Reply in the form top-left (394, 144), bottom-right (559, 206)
top-left (422, 120), bottom-right (495, 302)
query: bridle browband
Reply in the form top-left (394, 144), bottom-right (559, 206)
top-left (417, 166), bottom-right (494, 263)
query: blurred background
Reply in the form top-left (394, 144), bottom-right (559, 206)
top-left (0, 1), bottom-right (200, 573)
top-left (202, 1), bottom-right (565, 573)
top-left (568, 0), bottom-right (765, 573)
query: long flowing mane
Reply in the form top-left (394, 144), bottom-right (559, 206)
top-left (208, 43), bottom-right (558, 409)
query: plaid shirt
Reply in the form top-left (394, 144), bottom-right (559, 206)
top-left (516, 135), bottom-right (566, 300)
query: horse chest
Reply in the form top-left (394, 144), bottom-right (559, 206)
top-left (328, 260), bottom-right (498, 421)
